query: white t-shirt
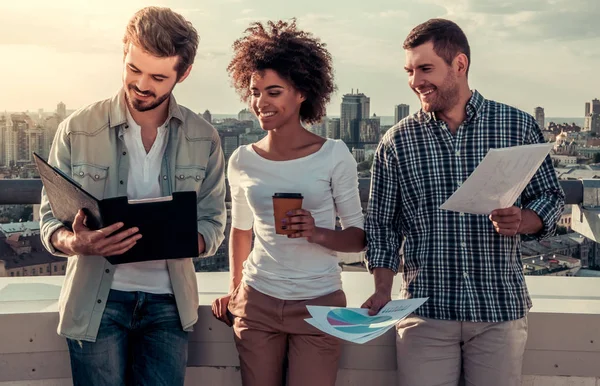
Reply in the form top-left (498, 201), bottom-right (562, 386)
top-left (110, 109), bottom-right (173, 294)
top-left (229, 139), bottom-right (364, 300)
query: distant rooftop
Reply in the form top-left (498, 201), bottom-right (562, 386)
top-left (0, 221), bottom-right (40, 235)
top-left (0, 234), bottom-right (64, 270)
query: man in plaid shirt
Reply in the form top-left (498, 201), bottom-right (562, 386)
top-left (362, 19), bottom-right (564, 386)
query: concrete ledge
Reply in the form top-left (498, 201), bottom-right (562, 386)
top-left (1, 273), bottom-right (600, 385)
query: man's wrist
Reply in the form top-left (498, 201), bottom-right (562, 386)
top-left (519, 209), bottom-right (543, 235)
top-left (51, 227), bottom-right (74, 255)
top-left (373, 267), bottom-right (394, 294)
top-left (197, 233), bottom-right (206, 254)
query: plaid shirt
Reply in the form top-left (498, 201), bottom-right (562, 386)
top-left (365, 90), bottom-right (565, 322)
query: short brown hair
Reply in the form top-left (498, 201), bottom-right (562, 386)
top-left (227, 19), bottom-right (335, 124)
top-left (123, 7), bottom-right (199, 79)
top-left (403, 18), bottom-right (471, 75)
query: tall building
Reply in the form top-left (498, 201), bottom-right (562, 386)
top-left (326, 118), bottom-right (340, 139)
top-left (585, 115), bottom-right (600, 134)
top-left (219, 131), bottom-right (240, 165)
top-left (534, 107), bottom-right (545, 129)
top-left (394, 104), bottom-right (410, 124)
top-left (341, 90), bottom-right (370, 144)
top-left (43, 115), bottom-right (60, 157)
top-left (3, 115), bottom-right (16, 167)
top-left (0, 114), bottom-right (6, 167)
top-left (592, 99), bottom-right (600, 115)
top-left (359, 114), bottom-right (381, 143)
top-left (28, 128), bottom-right (45, 160)
top-left (11, 114), bottom-right (39, 165)
top-left (0, 113), bottom-right (42, 166)
top-left (308, 117), bottom-right (327, 137)
top-left (56, 102), bottom-right (66, 122)
top-left (584, 99), bottom-right (600, 133)
top-left (585, 102), bottom-right (591, 117)
top-left (202, 110), bottom-right (212, 124)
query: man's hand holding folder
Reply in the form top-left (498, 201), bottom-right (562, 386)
top-left (34, 152), bottom-right (200, 264)
top-left (51, 209), bottom-right (142, 257)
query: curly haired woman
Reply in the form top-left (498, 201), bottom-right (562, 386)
top-left (211, 19), bottom-right (366, 386)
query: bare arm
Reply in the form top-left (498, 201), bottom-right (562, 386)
top-left (285, 208), bottom-right (366, 253)
top-left (212, 226), bottom-right (252, 326)
top-left (311, 226), bottom-right (365, 253)
top-left (228, 227), bottom-right (253, 293)
top-left (361, 267), bottom-right (395, 315)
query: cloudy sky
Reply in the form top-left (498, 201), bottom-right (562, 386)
top-left (0, 0), bottom-right (597, 118)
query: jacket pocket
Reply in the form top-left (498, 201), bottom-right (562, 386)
top-left (174, 165), bottom-right (206, 193)
top-left (72, 163), bottom-right (109, 199)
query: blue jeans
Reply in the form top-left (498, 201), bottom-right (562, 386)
top-left (67, 290), bottom-right (189, 386)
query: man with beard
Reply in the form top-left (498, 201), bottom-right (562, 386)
top-left (39, 7), bottom-right (226, 386)
top-left (362, 19), bottom-right (564, 386)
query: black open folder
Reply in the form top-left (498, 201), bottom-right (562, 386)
top-left (33, 153), bottom-right (199, 265)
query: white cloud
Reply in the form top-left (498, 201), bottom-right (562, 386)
top-left (172, 8), bottom-right (210, 17)
top-left (366, 10), bottom-right (409, 19)
top-left (233, 16), bottom-right (269, 26)
top-left (424, 0), bottom-right (600, 42)
top-left (300, 13), bottom-right (336, 22)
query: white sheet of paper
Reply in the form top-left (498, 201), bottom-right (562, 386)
top-left (305, 318), bottom-right (390, 344)
top-left (305, 298), bottom-right (428, 344)
top-left (440, 143), bottom-right (554, 215)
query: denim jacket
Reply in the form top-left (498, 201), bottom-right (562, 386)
top-left (39, 89), bottom-right (226, 341)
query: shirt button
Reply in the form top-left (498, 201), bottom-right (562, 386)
top-left (79, 172), bottom-right (84, 176)
top-left (456, 151), bottom-right (461, 156)
top-left (97, 299), bottom-right (102, 304)
top-left (179, 174), bottom-right (184, 179)
top-left (463, 272), bottom-right (469, 279)
top-left (461, 242), bottom-right (467, 248)
top-left (457, 181), bottom-right (462, 187)
top-left (105, 269), bottom-right (110, 274)
top-left (195, 176), bottom-right (200, 181)
top-left (459, 212), bottom-right (465, 217)
top-left (124, 124), bottom-right (129, 129)
top-left (163, 175), bottom-right (168, 180)
top-left (122, 151), bottom-right (127, 156)
top-left (119, 180), bottom-right (124, 185)
top-left (94, 175), bottom-right (100, 179)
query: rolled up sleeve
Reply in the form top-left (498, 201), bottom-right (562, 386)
top-left (521, 121), bottom-right (565, 240)
top-left (365, 135), bottom-right (403, 273)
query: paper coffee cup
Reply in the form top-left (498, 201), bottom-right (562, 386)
top-left (272, 193), bottom-right (303, 235)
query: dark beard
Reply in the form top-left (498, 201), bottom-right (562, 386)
top-left (126, 85), bottom-right (171, 112)
top-left (427, 73), bottom-right (459, 113)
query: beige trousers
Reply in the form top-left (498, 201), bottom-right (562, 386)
top-left (396, 315), bottom-right (528, 386)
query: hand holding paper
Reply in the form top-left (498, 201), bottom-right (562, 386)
top-left (440, 143), bottom-right (554, 215)
top-left (305, 298), bottom-right (428, 344)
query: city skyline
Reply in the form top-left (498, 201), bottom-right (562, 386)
top-left (0, 105), bottom-right (589, 127)
top-left (1, 0), bottom-right (599, 117)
